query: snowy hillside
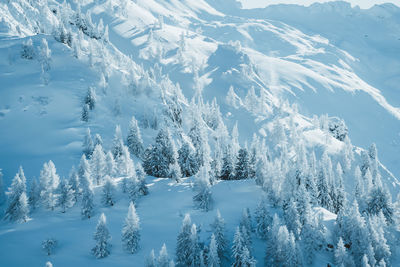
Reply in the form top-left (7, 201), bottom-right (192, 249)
top-left (0, 0), bottom-right (400, 267)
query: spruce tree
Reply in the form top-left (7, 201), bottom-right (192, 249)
top-left (68, 167), bottom-right (81, 203)
top-left (5, 171), bottom-right (29, 222)
top-left (335, 237), bottom-right (354, 267)
top-left (208, 234), bottom-right (220, 267)
top-left (28, 178), bottom-right (40, 210)
top-left (176, 214), bottom-right (192, 266)
top-left (105, 151), bottom-right (116, 178)
top-left (83, 128), bottom-right (94, 158)
top-left (210, 210), bottom-right (227, 258)
top-left (188, 224), bottom-right (201, 266)
top-left (112, 125), bottom-right (124, 159)
top-left (219, 149), bottom-right (234, 180)
top-left (178, 141), bottom-right (199, 177)
top-left (158, 243), bottom-right (170, 267)
top-left (102, 176), bottom-right (116, 207)
top-left (255, 198), bottom-right (271, 240)
top-left (136, 164), bottom-right (149, 196)
top-left (92, 213), bottom-right (111, 258)
top-left (91, 144), bottom-right (106, 185)
top-left (193, 166), bottom-right (213, 211)
top-left (127, 116), bottom-right (144, 158)
top-left (85, 86), bottom-right (96, 110)
top-left (146, 249), bottom-right (157, 267)
top-left (122, 202), bottom-right (140, 254)
top-left (39, 161), bottom-right (60, 210)
top-left (235, 148), bottom-right (249, 180)
top-left (367, 185), bottom-right (394, 224)
top-left (118, 146), bottom-right (135, 177)
top-left (57, 178), bottom-right (74, 213)
top-left (169, 162), bottom-right (182, 182)
top-left (81, 171), bottom-right (94, 219)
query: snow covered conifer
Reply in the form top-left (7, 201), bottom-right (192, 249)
top-left (92, 213), bottom-right (111, 258)
top-left (39, 161), bottom-right (60, 210)
top-left (219, 149), bottom-right (234, 180)
top-left (235, 147), bottom-right (249, 180)
top-left (335, 237), bottom-right (354, 267)
top-left (57, 178), bottom-right (74, 213)
top-left (210, 210), bottom-right (227, 258)
top-left (367, 185), bottom-right (394, 224)
top-left (39, 38), bottom-right (51, 72)
top-left (81, 171), bottom-right (94, 219)
top-left (178, 141), bottom-right (199, 177)
top-left (127, 116), bottom-right (144, 158)
top-left (91, 144), bottom-right (106, 185)
top-left (118, 146), bottom-right (135, 177)
top-left (193, 166), bottom-right (213, 211)
top-left (21, 38), bottom-right (34, 59)
top-left (208, 234), bottom-right (220, 267)
top-left (68, 167), bottom-right (81, 202)
top-left (122, 202), bottom-right (140, 254)
top-left (188, 224), bottom-right (201, 266)
top-left (0, 170), bottom-right (5, 206)
top-left (85, 86), bottom-right (96, 111)
top-left (82, 103), bottom-right (90, 122)
top-left (28, 178), bottom-right (40, 210)
top-left (146, 249), bottom-right (157, 267)
top-left (42, 238), bottom-right (57, 256)
top-left (255, 198), bottom-right (271, 239)
top-left (169, 162), bottom-right (182, 182)
top-left (112, 125), bottom-right (124, 159)
top-left (136, 164), bottom-right (149, 196)
top-left (158, 243), bottom-right (170, 267)
top-left (5, 171), bottom-right (29, 222)
top-left (176, 214), bottom-right (192, 266)
top-left (105, 151), bottom-right (117, 177)
top-left (232, 226), bottom-right (255, 267)
top-left (83, 128), bottom-right (94, 158)
top-left (102, 176), bottom-right (116, 207)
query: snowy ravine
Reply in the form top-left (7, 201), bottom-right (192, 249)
top-left (0, 0), bottom-right (400, 267)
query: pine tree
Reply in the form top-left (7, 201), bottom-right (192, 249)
top-left (335, 237), bottom-right (354, 267)
top-left (178, 141), bottom-right (199, 177)
top-left (83, 128), bottom-right (94, 158)
top-left (91, 144), bottom-right (106, 185)
top-left (102, 176), bottom-right (116, 207)
top-left (81, 171), bottom-right (94, 219)
top-left (126, 175), bottom-right (139, 204)
top-left (118, 146), bottom-right (135, 177)
top-left (21, 38), bottom-right (35, 59)
top-left (127, 116), bottom-right (144, 158)
top-left (232, 226), bottom-right (255, 267)
top-left (82, 103), bottom-right (90, 122)
top-left (105, 151), bottom-right (117, 178)
top-left (146, 249), bottom-right (157, 267)
top-left (136, 164), bottom-right (149, 196)
top-left (57, 178), bottom-right (74, 213)
top-left (189, 118), bottom-right (209, 167)
top-left (85, 87), bottom-right (97, 110)
top-left (208, 234), bottom-right (220, 267)
top-left (255, 198), bottom-right (271, 239)
top-left (283, 199), bottom-right (301, 238)
top-left (169, 162), bottom-right (182, 182)
top-left (42, 238), bottom-right (58, 256)
top-left (143, 128), bottom-right (176, 178)
top-left (122, 202), bottom-right (141, 254)
top-left (92, 213), bottom-right (111, 258)
top-left (39, 161), bottom-right (60, 210)
top-left (5, 170), bottom-right (29, 222)
top-left (219, 149), bottom-right (234, 180)
top-left (68, 167), bottom-right (81, 203)
top-left (210, 210), bottom-right (227, 258)
top-left (28, 178), bottom-right (40, 210)
top-left (188, 224), bottom-right (201, 267)
top-left (94, 133), bottom-right (103, 147)
top-left (176, 214), bottom-right (192, 266)
top-left (193, 166), bottom-right (213, 211)
top-left (158, 243), bottom-right (170, 267)
top-left (239, 208), bottom-right (253, 240)
top-left (235, 148), bottom-right (249, 180)
top-left (368, 213), bottom-right (391, 264)
top-left (112, 125), bottom-right (124, 159)
top-left (367, 185), bottom-right (394, 224)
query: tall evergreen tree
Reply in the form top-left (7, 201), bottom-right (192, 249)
top-left (210, 210), bottom-right (227, 258)
top-left (28, 178), bottom-right (40, 210)
top-left (219, 149), bottom-right (234, 180)
top-left (105, 151), bottom-right (116, 178)
top-left (81, 171), bottom-right (94, 219)
top-left (208, 234), bottom-right (220, 267)
top-left (91, 144), bottom-right (106, 185)
top-left (193, 166), bottom-right (213, 211)
top-left (102, 176), bottom-right (116, 207)
top-left (188, 224), bottom-right (201, 267)
top-left (4, 171), bottom-right (29, 222)
top-left (136, 164), bottom-right (149, 196)
top-left (178, 141), bottom-right (199, 177)
top-left (83, 128), bottom-right (94, 158)
top-left (57, 178), bottom-right (74, 213)
top-left (255, 198), bottom-right (271, 240)
top-left (118, 146), bottom-right (135, 177)
top-left (367, 185), bottom-right (394, 224)
top-left (112, 125), bottom-right (124, 159)
top-left (146, 249), bottom-right (157, 267)
top-left (335, 237), bottom-right (355, 267)
top-left (127, 116), bottom-right (144, 158)
top-left (176, 214), bottom-right (192, 266)
top-left (122, 202), bottom-right (141, 254)
top-left (39, 161), bottom-right (60, 210)
top-left (68, 167), bottom-right (81, 203)
top-left (85, 86), bottom-right (96, 111)
top-left (92, 213), bottom-right (111, 258)
top-left (235, 148), bottom-right (249, 180)
top-left (158, 243), bottom-right (170, 267)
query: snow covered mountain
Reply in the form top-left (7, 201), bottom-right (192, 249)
top-left (0, 0), bottom-right (399, 266)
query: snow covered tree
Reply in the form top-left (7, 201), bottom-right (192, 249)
top-left (85, 86), bottom-right (96, 111)
top-left (176, 214), bottom-right (192, 266)
top-left (136, 164), bottom-right (149, 196)
top-left (335, 237), bottom-right (354, 267)
top-left (367, 185), bottom-right (394, 224)
top-left (92, 213), bottom-right (111, 258)
top-left (255, 198), bottom-right (271, 239)
top-left (193, 166), bottom-right (213, 211)
top-left (45, 262), bottom-right (53, 267)
top-left (122, 202), bottom-right (141, 254)
top-left (169, 162), bottom-right (182, 182)
top-left (146, 249), bottom-right (157, 267)
top-left (208, 234), bottom-right (220, 267)
top-left (118, 146), bottom-right (135, 177)
top-left (82, 103), bottom-right (90, 122)
top-left (39, 161), bottom-right (60, 210)
top-left (368, 214), bottom-right (391, 264)
top-left (283, 199), bottom-right (301, 238)
top-left (188, 117), bottom-right (210, 167)
top-left (57, 178), bottom-right (74, 213)
top-left (240, 208), bottom-right (253, 240)
top-left (81, 171), bottom-right (94, 219)
top-left (127, 116), bottom-right (144, 158)
top-left (42, 238), bottom-right (57, 256)
top-left (210, 210), bottom-right (227, 258)
top-left (4, 170), bottom-right (29, 222)
top-left (317, 153), bottom-right (333, 211)
top-left (112, 125), bottom-right (124, 159)
top-left (105, 151), bottom-right (117, 178)
top-left (39, 38), bottom-right (51, 72)
top-left (178, 141), bottom-right (199, 177)
top-left (232, 226), bottom-right (256, 267)
top-left (102, 176), bottom-right (116, 207)
top-left (158, 243), bottom-right (170, 267)
top-left (219, 149), bottom-right (234, 180)
top-left (126, 175), bottom-right (139, 204)
top-left (369, 143), bottom-right (379, 180)
top-left (28, 178), bottom-right (40, 210)
top-left (69, 167), bottom-right (81, 202)
top-left (235, 148), bottom-right (249, 180)
top-left (143, 128), bottom-right (176, 178)
top-left (187, 224), bottom-right (201, 267)
top-left (91, 144), bottom-right (106, 185)
top-left (83, 128), bottom-right (94, 158)
top-left (273, 225), bottom-right (300, 267)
